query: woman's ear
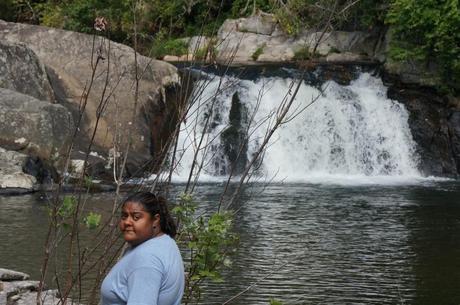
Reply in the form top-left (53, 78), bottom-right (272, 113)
top-left (153, 213), bottom-right (161, 225)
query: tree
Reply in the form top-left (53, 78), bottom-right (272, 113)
top-left (386, 0), bottom-right (460, 92)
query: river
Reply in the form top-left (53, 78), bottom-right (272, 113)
top-left (1, 180), bottom-right (459, 305)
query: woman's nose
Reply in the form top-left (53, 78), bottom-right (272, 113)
top-left (121, 217), bottom-right (133, 226)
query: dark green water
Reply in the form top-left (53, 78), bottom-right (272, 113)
top-left (1, 181), bottom-right (459, 305)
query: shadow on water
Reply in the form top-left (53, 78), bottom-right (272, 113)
top-left (405, 185), bottom-right (460, 305)
top-left (0, 181), bottom-right (459, 305)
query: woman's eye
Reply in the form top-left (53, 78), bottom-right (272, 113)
top-left (133, 216), bottom-right (140, 221)
top-left (120, 215), bottom-right (127, 220)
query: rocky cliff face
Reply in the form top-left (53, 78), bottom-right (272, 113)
top-left (0, 20), bottom-right (182, 192)
top-left (385, 81), bottom-right (460, 177)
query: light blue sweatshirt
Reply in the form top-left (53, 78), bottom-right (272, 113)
top-left (101, 234), bottom-right (184, 305)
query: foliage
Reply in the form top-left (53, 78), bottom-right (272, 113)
top-left (58, 195), bottom-right (77, 218)
top-left (293, 47), bottom-right (312, 61)
top-left (33, 0), bottom-right (131, 42)
top-left (84, 212), bottom-right (102, 229)
top-left (174, 194), bottom-right (238, 304)
top-left (251, 45), bottom-right (265, 61)
top-left (269, 298), bottom-right (284, 305)
top-left (386, 0), bottom-right (460, 91)
top-left (0, 0), bottom-right (18, 21)
top-left (230, 0), bottom-right (273, 17)
top-left (150, 36), bottom-right (188, 58)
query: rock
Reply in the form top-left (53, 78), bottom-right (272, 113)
top-left (68, 150), bottom-right (112, 181)
top-left (186, 36), bottom-right (211, 54)
top-left (0, 88), bottom-right (74, 161)
top-left (0, 148), bottom-right (37, 192)
top-left (216, 15), bottom-right (379, 65)
top-left (0, 269), bottom-right (29, 281)
top-left (0, 20), bottom-right (181, 177)
top-left (217, 30), bottom-right (272, 64)
top-left (220, 92), bottom-right (248, 174)
top-left (384, 58), bottom-right (443, 89)
top-left (236, 14), bottom-right (279, 35)
top-left (0, 41), bottom-right (55, 103)
top-left (326, 52), bottom-right (368, 63)
top-left (1, 281), bottom-right (39, 296)
top-left (387, 86), bottom-right (457, 176)
top-left (448, 111), bottom-right (460, 174)
top-left (11, 290), bottom-right (60, 305)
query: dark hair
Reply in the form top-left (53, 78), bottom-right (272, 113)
top-left (122, 192), bottom-right (177, 238)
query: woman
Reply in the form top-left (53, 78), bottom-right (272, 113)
top-left (101, 192), bottom-right (184, 305)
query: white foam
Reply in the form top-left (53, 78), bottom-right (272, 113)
top-left (171, 72), bottom-right (428, 185)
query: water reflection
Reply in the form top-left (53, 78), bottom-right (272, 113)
top-left (1, 182), bottom-right (459, 305)
top-left (406, 186), bottom-right (460, 305)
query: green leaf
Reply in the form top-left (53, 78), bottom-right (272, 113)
top-left (269, 298), bottom-right (284, 305)
top-left (58, 196), bottom-right (76, 218)
top-left (84, 212), bottom-right (101, 229)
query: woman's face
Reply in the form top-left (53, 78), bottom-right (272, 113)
top-left (119, 201), bottom-right (160, 246)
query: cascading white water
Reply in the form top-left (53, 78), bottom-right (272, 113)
top-left (173, 71), bottom-right (422, 183)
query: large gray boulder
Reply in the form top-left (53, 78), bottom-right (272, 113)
top-left (0, 20), bottom-right (180, 176)
top-left (0, 41), bottom-right (54, 102)
top-left (0, 88), bottom-right (74, 160)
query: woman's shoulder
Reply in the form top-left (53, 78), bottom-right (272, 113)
top-left (132, 235), bottom-right (179, 261)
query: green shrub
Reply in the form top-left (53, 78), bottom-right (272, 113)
top-left (386, 0), bottom-right (460, 92)
top-left (174, 194), bottom-right (238, 304)
top-left (150, 36), bottom-right (188, 59)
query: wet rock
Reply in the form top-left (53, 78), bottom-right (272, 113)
top-left (0, 269), bottom-right (29, 281)
top-left (0, 148), bottom-right (37, 193)
top-left (448, 111), bottom-right (460, 174)
top-left (0, 41), bottom-right (55, 103)
top-left (221, 92), bottom-right (248, 175)
top-left (387, 86), bottom-right (458, 176)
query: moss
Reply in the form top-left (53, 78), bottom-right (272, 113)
top-left (251, 44), bottom-right (265, 61)
top-left (293, 47), bottom-right (311, 61)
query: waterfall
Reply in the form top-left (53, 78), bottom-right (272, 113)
top-left (172, 70), bottom-right (422, 184)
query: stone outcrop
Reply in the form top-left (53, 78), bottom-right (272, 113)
top-left (0, 88), bottom-right (74, 161)
top-left (386, 83), bottom-right (460, 177)
top-left (207, 14), bottom-right (380, 65)
top-left (0, 148), bottom-right (37, 194)
top-left (0, 41), bottom-right (55, 102)
top-left (0, 268), bottom-right (60, 305)
top-left (0, 20), bottom-right (181, 177)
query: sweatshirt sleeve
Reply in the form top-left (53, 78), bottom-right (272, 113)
top-left (126, 265), bottom-right (163, 305)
